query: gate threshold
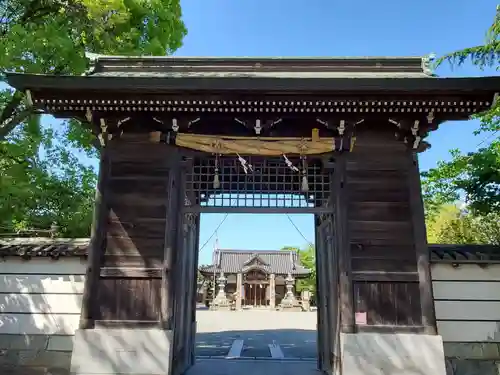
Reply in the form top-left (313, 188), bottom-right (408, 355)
top-left (196, 356), bottom-right (316, 362)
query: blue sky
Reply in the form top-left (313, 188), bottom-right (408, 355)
top-left (6, 1), bottom-right (499, 264)
top-left (173, 0), bottom-right (499, 264)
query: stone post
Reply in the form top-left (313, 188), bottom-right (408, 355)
top-left (269, 273), bottom-right (276, 309)
top-left (285, 273), bottom-right (295, 298)
top-left (236, 273), bottom-right (243, 310)
top-left (301, 290), bottom-right (311, 311)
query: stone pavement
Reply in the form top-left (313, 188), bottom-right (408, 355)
top-left (195, 309), bottom-right (318, 360)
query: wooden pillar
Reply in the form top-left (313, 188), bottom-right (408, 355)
top-left (408, 152), bottom-right (437, 335)
top-left (79, 146), bottom-right (110, 329)
top-left (190, 214), bottom-right (200, 365)
top-left (315, 214), bottom-right (331, 372)
top-left (173, 211), bottom-right (189, 375)
top-left (236, 273), bottom-right (243, 310)
top-left (334, 154), bottom-right (354, 333)
top-left (181, 213), bottom-right (198, 368)
top-left (269, 273), bottom-right (276, 309)
top-left (161, 162), bottom-right (181, 329)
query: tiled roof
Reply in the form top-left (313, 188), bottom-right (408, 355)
top-left (0, 238), bottom-right (499, 265)
top-left (428, 244), bottom-right (500, 263)
top-left (0, 238), bottom-right (88, 259)
top-left (85, 54), bottom-right (435, 79)
top-left (198, 249), bottom-right (311, 276)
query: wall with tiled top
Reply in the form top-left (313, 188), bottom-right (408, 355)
top-left (0, 258), bottom-right (499, 374)
top-left (0, 258), bottom-right (85, 374)
top-left (431, 263), bottom-right (500, 375)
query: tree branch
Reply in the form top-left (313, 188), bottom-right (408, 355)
top-left (0, 107), bottom-right (37, 139)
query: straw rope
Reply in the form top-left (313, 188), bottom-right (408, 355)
top-left (175, 133), bottom-right (334, 156)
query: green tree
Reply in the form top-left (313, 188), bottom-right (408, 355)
top-left (0, 0), bottom-right (187, 140)
top-left (0, 0), bottom-right (187, 236)
top-left (0, 120), bottom-right (96, 237)
top-left (422, 144), bottom-right (500, 216)
top-left (423, 7), bottom-right (500, 217)
top-left (426, 204), bottom-right (500, 245)
top-left (281, 245), bottom-right (316, 293)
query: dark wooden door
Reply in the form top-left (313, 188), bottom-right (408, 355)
top-left (244, 284), bottom-right (266, 306)
top-left (244, 284), bottom-right (254, 306)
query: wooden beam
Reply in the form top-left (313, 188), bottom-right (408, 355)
top-left (79, 146), bottom-right (111, 329)
top-left (407, 152), bottom-right (437, 335)
top-left (333, 153), bottom-right (355, 333)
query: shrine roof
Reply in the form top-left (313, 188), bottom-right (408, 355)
top-left (198, 249), bottom-right (311, 276)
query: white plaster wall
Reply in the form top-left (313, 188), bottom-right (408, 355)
top-left (0, 258), bottom-right (85, 336)
top-left (431, 263), bottom-right (500, 343)
top-left (2, 258), bottom-right (500, 347)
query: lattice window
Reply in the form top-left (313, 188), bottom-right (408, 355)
top-left (185, 155), bottom-right (331, 211)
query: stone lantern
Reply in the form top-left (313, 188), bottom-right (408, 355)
top-left (285, 273), bottom-right (295, 298)
top-left (212, 272), bottom-right (231, 310)
top-left (280, 273), bottom-right (301, 311)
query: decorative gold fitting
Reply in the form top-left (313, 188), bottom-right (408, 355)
top-left (311, 128), bottom-right (319, 142)
top-left (149, 131), bottom-right (162, 143)
top-left (350, 136), bottom-right (357, 152)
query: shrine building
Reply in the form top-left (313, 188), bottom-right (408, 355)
top-left (199, 249), bottom-right (311, 309)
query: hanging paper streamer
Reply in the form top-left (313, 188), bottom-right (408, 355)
top-left (236, 153), bottom-right (253, 174)
top-left (213, 153), bottom-right (221, 189)
top-left (283, 154), bottom-right (299, 172)
top-left (301, 156), bottom-right (309, 192)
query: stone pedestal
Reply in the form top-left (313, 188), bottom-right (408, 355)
top-left (70, 328), bottom-right (173, 375)
top-left (211, 272), bottom-right (231, 311)
top-left (339, 333), bottom-right (447, 375)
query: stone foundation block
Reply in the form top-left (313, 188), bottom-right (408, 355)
top-left (340, 332), bottom-right (447, 375)
top-left (70, 328), bottom-right (173, 375)
top-left (446, 358), bottom-right (499, 375)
